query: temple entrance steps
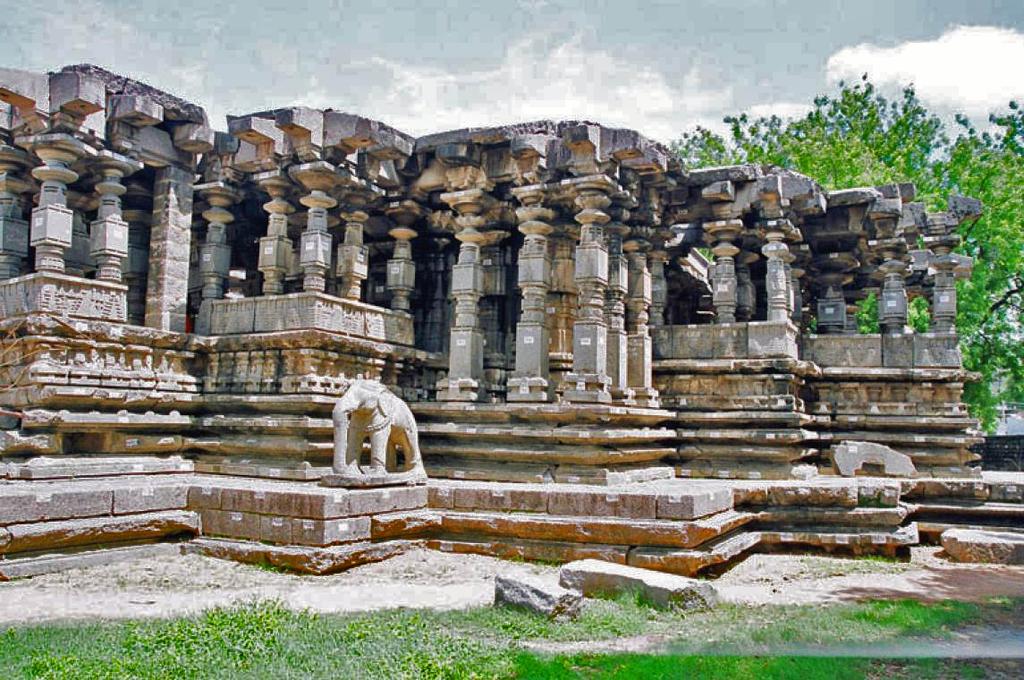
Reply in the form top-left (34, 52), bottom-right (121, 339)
top-left (411, 402), bottom-right (679, 485)
top-left (420, 478), bottom-right (920, 576)
top-left (901, 474), bottom-right (1024, 542)
top-left (0, 470), bottom-right (199, 578)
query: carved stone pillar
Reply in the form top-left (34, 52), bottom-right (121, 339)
top-left (122, 185), bottom-right (152, 326)
top-left (256, 173), bottom-right (294, 295)
top-left (90, 153), bottom-right (142, 282)
top-left (735, 251), bottom-right (757, 321)
top-left (624, 237), bottom-right (659, 407)
top-left (926, 213), bottom-right (961, 333)
top-left (547, 224), bottom-right (578, 391)
top-left (289, 162), bottom-right (338, 294)
top-left (604, 217), bottom-right (633, 403)
top-left (761, 220), bottom-right (792, 323)
top-left (790, 264), bottom-right (805, 324)
top-left (385, 200), bottom-right (422, 313)
top-left (647, 248), bottom-right (668, 328)
top-left (562, 175), bottom-right (614, 404)
top-left (194, 181), bottom-right (238, 335)
top-left (437, 188), bottom-right (491, 401)
top-left (878, 256), bottom-right (909, 333)
top-left (336, 198), bottom-right (370, 301)
top-left (705, 219), bottom-right (743, 324)
top-left (508, 184), bottom-right (554, 402)
top-left (144, 165), bottom-right (195, 332)
top-left (0, 145), bottom-right (31, 279)
top-left (28, 135), bottom-right (89, 273)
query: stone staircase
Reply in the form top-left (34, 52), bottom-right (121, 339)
top-left (0, 460), bottom-right (200, 578)
top-left (902, 474), bottom-right (1024, 541)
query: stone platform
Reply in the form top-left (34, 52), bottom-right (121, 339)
top-left (5, 462), bottom-right (1019, 579)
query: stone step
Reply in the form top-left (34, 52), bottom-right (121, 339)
top-left (731, 479), bottom-right (902, 508)
top-left (901, 478), bottom-right (993, 501)
top-left (831, 415), bottom-right (977, 431)
top-left (676, 445), bottom-right (816, 463)
top-left (412, 402), bottom-right (670, 426)
top-left (910, 501), bottom-right (1024, 524)
top-left (421, 423), bottom-right (675, 444)
top-left (189, 480), bottom-right (427, 519)
top-left (185, 536), bottom-right (416, 575)
top-left (754, 505), bottom-right (909, 527)
top-left (421, 441), bottom-right (674, 465)
top-left (192, 455), bottom-right (329, 480)
top-left (0, 510), bottom-right (199, 556)
top-left (628, 530), bottom-right (763, 576)
top-left (676, 411), bottom-right (816, 427)
top-left (424, 536), bottom-right (628, 566)
top-left (428, 480), bottom-right (734, 520)
top-left (370, 510), bottom-right (441, 540)
top-left (0, 542), bottom-right (182, 581)
top-left (675, 460), bottom-right (812, 481)
top-left (918, 521), bottom-right (1024, 544)
top-left (439, 509), bottom-right (753, 549)
top-left (0, 477), bottom-right (188, 524)
top-left (426, 457), bottom-right (675, 486)
top-left (195, 415), bottom-right (333, 435)
top-left (676, 428), bottom-right (819, 445)
top-left (20, 409), bottom-right (193, 431)
top-left (758, 523), bottom-right (919, 556)
top-left (5, 455), bottom-right (193, 480)
top-left (198, 508), bottom-right (369, 546)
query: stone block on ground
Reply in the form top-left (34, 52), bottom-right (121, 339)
top-left (832, 440), bottom-right (916, 477)
top-left (494, 573), bottom-right (583, 620)
top-left (558, 558), bottom-right (719, 610)
top-left (941, 528), bottom-right (1024, 565)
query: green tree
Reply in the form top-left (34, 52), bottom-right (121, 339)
top-left (671, 78), bottom-right (1024, 430)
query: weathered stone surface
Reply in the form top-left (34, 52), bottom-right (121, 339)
top-left (186, 537), bottom-right (417, 575)
top-left (832, 441), bottom-right (916, 477)
top-left (1, 510), bottom-right (199, 555)
top-left (941, 529), bottom-right (1024, 564)
top-left (494, 573), bottom-right (583, 620)
top-left (559, 559), bottom-right (719, 610)
top-left (0, 542), bottom-right (181, 581)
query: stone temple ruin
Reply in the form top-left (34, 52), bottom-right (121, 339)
top-left (0, 64), bottom-right (1020, 579)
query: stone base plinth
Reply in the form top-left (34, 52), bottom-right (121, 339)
top-left (0, 272), bottom-right (127, 323)
top-left (321, 468), bottom-right (428, 488)
top-left (208, 292), bottom-right (414, 345)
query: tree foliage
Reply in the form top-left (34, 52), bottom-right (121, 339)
top-left (672, 77), bottom-right (1024, 430)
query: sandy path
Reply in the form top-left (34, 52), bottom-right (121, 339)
top-left (3, 546), bottom-right (1024, 625)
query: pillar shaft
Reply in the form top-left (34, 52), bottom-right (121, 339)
top-left (437, 189), bottom-right (490, 402)
top-left (0, 146), bottom-right (31, 279)
top-left (705, 219), bottom-right (743, 324)
top-left (257, 176), bottom-right (293, 296)
top-left (29, 139), bottom-right (85, 274)
top-left (195, 182), bottom-right (237, 335)
top-left (144, 165), bottom-right (194, 332)
top-left (625, 239), bottom-right (659, 407)
top-left (508, 185), bottom-right (553, 402)
top-left (762, 222), bottom-right (792, 323)
top-left (562, 176), bottom-right (615, 403)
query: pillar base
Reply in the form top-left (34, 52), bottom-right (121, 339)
top-left (560, 372), bottom-right (612, 404)
top-left (629, 387), bottom-right (661, 409)
top-left (507, 376), bottom-right (551, 402)
top-left (610, 386), bottom-right (637, 407)
top-left (436, 377), bottom-right (486, 402)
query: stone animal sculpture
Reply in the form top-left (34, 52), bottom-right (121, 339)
top-left (331, 379), bottom-right (426, 483)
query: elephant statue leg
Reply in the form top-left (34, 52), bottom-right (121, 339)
top-left (332, 409), bottom-right (360, 475)
top-left (368, 426), bottom-right (390, 473)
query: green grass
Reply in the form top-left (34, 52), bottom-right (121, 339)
top-left (0, 597), bottom-right (1019, 679)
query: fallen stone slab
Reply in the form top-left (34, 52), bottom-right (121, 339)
top-left (0, 542), bottom-right (182, 581)
top-left (558, 559), bottom-right (719, 610)
top-left (494, 573), bottom-right (583, 620)
top-left (942, 528), bottom-right (1024, 565)
top-left (832, 441), bottom-right (916, 478)
top-left (184, 536), bottom-right (417, 574)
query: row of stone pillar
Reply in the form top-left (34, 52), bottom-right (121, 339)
top-left (438, 175), bottom-right (661, 406)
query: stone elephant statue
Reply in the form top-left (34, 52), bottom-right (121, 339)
top-left (331, 379), bottom-right (425, 481)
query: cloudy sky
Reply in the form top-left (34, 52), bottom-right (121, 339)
top-left (2, 1), bottom-right (1023, 143)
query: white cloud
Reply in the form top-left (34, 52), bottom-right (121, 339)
top-left (746, 102), bottom-right (812, 120)
top-left (331, 33), bottom-right (732, 143)
top-left (826, 25), bottom-right (1024, 119)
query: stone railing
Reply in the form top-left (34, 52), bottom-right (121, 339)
top-left (207, 292), bottom-right (415, 346)
top-left (801, 332), bottom-right (961, 368)
top-left (653, 320), bottom-right (799, 361)
top-left (0, 272), bottom-right (127, 323)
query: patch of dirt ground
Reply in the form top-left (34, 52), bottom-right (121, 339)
top-left (2, 546), bottom-right (1024, 625)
